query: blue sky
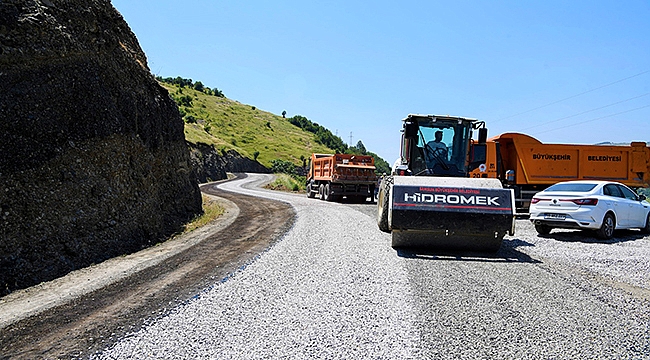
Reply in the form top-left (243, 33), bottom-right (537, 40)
top-left (111, 0), bottom-right (649, 163)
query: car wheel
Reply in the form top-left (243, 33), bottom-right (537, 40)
top-left (535, 224), bottom-right (552, 235)
top-left (641, 213), bottom-right (650, 234)
top-left (596, 213), bottom-right (615, 239)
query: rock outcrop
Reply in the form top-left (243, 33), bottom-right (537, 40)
top-left (188, 144), bottom-right (271, 183)
top-left (0, 0), bottom-right (203, 295)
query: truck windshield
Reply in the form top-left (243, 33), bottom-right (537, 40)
top-left (413, 120), bottom-right (470, 176)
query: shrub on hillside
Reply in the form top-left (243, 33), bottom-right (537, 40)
top-left (174, 94), bottom-right (192, 107)
top-left (270, 159), bottom-right (296, 175)
top-left (157, 76), bottom-right (225, 97)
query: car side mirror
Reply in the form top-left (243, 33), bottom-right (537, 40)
top-left (639, 194), bottom-right (646, 201)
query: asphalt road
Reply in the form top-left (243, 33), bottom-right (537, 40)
top-left (97, 173), bottom-right (650, 359)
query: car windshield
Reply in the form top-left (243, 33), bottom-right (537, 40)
top-left (545, 183), bottom-right (597, 192)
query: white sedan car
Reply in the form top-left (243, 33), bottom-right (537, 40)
top-left (529, 180), bottom-right (650, 239)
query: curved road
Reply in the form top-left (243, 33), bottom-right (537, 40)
top-left (98, 173), bottom-right (650, 359)
top-left (0, 174), bottom-right (294, 358)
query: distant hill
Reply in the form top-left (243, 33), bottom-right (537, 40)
top-left (157, 77), bottom-right (390, 174)
top-left (158, 81), bottom-right (331, 168)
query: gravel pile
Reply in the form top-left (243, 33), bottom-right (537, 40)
top-left (98, 174), bottom-right (650, 359)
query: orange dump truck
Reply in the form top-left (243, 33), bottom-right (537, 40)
top-left (469, 132), bottom-right (650, 212)
top-left (306, 153), bottom-right (377, 202)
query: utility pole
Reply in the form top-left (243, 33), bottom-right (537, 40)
top-left (349, 132), bottom-right (353, 147)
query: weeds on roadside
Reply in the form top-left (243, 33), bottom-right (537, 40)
top-left (183, 195), bottom-right (225, 232)
top-left (265, 173), bottom-right (305, 192)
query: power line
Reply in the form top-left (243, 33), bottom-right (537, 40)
top-left (531, 104), bottom-right (650, 136)
top-left (519, 92), bottom-right (650, 132)
top-left (494, 70), bottom-right (650, 123)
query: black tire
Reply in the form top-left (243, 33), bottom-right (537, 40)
top-left (596, 213), bottom-right (616, 239)
top-left (535, 224), bottom-right (552, 235)
top-left (377, 185), bottom-right (390, 233)
top-left (307, 181), bottom-right (316, 198)
top-left (641, 213), bottom-right (650, 234)
top-left (318, 184), bottom-right (325, 200)
top-left (324, 183), bottom-right (332, 201)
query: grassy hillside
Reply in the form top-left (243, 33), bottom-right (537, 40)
top-left (159, 82), bottom-right (334, 168)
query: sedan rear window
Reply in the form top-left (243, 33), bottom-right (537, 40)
top-left (545, 183), bottom-right (597, 192)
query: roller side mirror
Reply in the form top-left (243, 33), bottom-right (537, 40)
top-left (478, 128), bottom-right (488, 144)
top-left (404, 121), bottom-right (419, 139)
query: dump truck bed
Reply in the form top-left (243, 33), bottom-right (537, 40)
top-left (307, 153), bottom-right (377, 201)
top-left (469, 133), bottom-right (650, 212)
top-left (496, 133), bottom-right (649, 187)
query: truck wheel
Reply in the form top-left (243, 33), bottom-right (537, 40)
top-left (640, 213), bottom-right (650, 234)
top-left (377, 186), bottom-right (390, 233)
top-left (324, 183), bottom-right (332, 201)
top-left (535, 224), bottom-right (552, 235)
top-left (596, 213), bottom-right (615, 239)
top-left (319, 184), bottom-right (325, 200)
top-left (307, 181), bottom-right (316, 198)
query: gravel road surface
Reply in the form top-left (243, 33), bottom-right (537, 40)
top-left (98, 173), bottom-right (650, 359)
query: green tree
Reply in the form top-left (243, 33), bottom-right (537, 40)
top-left (367, 151), bottom-right (391, 174)
top-left (355, 140), bottom-right (367, 155)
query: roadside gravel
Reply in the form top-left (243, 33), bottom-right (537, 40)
top-left (98, 174), bottom-right (650, 359)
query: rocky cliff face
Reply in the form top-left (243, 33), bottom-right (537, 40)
top-left (188, 144), bottom-right (271, 183)
top-left (0, 0), bottom-right (203, 295)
